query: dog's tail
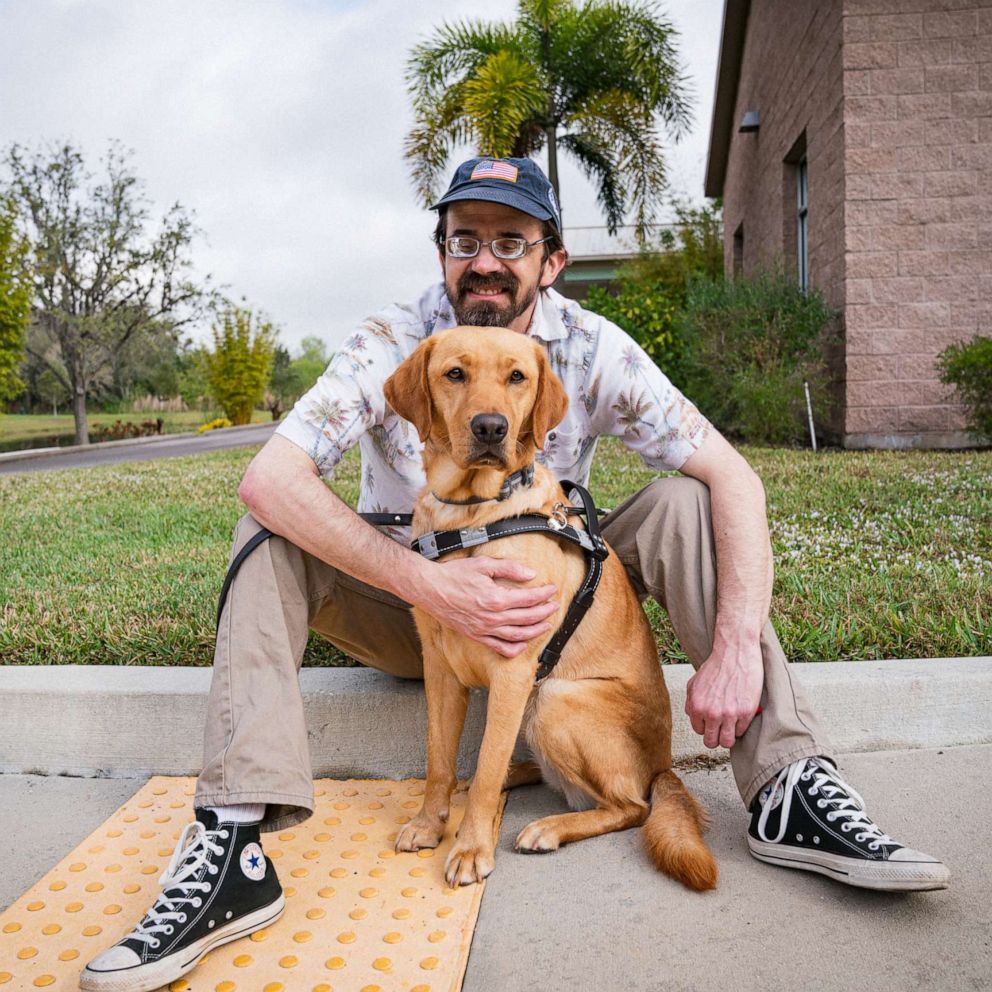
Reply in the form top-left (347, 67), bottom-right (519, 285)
top-left (643, 769), bottom-right (717, 891)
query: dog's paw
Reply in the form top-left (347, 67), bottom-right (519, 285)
top-left (395, 815), bottom-right (445, 853)
top-left (444, 843), bottom-right (495, 886)
top-left (514, 818), bottom-right (562, 854)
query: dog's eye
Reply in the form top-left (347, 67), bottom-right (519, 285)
top-left (509, 370), bottom-right (526, 383)
top-left (444, 367), bottom-right (464, 381)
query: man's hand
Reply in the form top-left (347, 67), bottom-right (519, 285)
top-left (415, 556), bottom-right (558, 658)
top-left (685, 636), bottom-right (764, 749)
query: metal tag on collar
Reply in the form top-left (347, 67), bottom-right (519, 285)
top-left (548, 501), bottom-right (568, 531)
top-left (459, 526), bottom-right (489, 548)
top-left (417, 532), bottom-right (440, 560)
top-left (498, 463), bottom-right (535, 501)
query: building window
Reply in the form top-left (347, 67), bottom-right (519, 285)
top-left (797, 156), bottom-right (809, 294)
top-left (733, 223), bottom-right (744, 278)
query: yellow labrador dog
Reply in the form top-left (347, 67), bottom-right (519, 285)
top-left (383, 326), bottom-right (716, 891)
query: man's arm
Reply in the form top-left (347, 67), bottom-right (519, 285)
top-left (677, 429), bottom-right (771, 750)
top-left (239, 434), bottom-right (559, 658)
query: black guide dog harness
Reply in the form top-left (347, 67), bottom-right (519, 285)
top-left (410, 479), bottom-right (609, 682)
top-left (216, 478), bottom-right (609, 684)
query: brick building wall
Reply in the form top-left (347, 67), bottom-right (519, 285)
top-left (843, 0), bottom-right (992, 446)
top-left (720, 0), bottom-right (849, 436)
top-left (714, 0), bottom-right (991, 447)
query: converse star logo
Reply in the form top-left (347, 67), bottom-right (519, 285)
top-left (761, 781), bottom-right (785, 811)
top-left (240, 842), bottom-right (266, 881)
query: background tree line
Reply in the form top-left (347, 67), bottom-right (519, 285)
top-left (0, 141), bottom-right (329, 441)
top-left (0, 139), bottom-right (843, 448)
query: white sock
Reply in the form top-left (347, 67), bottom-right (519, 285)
top-left (204, 803), bottom-right (266, 824)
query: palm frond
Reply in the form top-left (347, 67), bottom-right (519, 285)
top-left (565, 88), bottom-right (668, 238)
top-left (549, 0), bottom-right (692, 136)
top-left (518, 0), bottom-right (572, 34)
top-left (463, 49), bottom-right (546, 158)
top-left (557, 131), bottom-right (625, 232)
top-left (404, 0), bottom-right (689, 230)
top-left (406, 19), bottom-right (521, 111)
top-left (404, 81), bottom-right (475, 205)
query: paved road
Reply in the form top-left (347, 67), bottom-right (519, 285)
top-left (0, 422), bottom-right (278, 474)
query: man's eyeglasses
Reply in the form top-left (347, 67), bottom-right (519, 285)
top-left (442, 236), bottom-right (553, 260)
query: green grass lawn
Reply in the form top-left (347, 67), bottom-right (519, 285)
top-left (0, 410), bottom-right (272, 451)
top-left (0, 440), bottom-right (989, 666)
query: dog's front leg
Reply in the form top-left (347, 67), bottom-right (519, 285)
top-left (396, 659), bottom-right (469, 853)
top-left (445, 667), bottom-right (534, 886)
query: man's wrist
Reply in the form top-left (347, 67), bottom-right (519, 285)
top-left (709, 627), bottom-right (763, 668)
top-left (399, 554), bottom-right (440, 613)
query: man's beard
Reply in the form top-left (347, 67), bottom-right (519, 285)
top-left (448, 268), bottom-right (541, 327)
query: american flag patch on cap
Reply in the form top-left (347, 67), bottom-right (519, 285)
top-left (470, 160), bottom-right (519, 182)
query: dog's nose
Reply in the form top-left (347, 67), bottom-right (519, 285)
top-left (471, 413), bottom-right (508, 446)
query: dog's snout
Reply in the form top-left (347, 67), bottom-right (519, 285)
top-left (471, 413), bottom-right (508, 446)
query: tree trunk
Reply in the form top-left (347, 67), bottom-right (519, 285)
top-left (72, 385), bottom-right (89, 445)
top-left (545, 122), bottom-right (560, 207)
top-left (545, 120), bottom-right (565, 293)
top-left (69, 352), bottom-right (89, 446)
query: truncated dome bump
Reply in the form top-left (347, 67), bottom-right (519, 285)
top-left (0, 776), bottom-right (500, 991)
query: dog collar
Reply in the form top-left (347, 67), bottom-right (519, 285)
top-left (430, 463), bottom-right (535, 506)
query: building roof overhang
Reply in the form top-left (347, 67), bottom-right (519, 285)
top-left (704, 0), bottom-right (751, 199)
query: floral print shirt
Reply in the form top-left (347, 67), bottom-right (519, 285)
top-left (276, 283), bottom-right (711, 541)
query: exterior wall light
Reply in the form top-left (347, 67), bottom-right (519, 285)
top-left (739, 110), bottom-right (760, 133)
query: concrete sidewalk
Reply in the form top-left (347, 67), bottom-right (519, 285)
top-left (2, 658), bottom-right (989, 989)
top-left (2, 744), bottom-right (988, 992)
top-left (2, 659), bottom-right (990, 778)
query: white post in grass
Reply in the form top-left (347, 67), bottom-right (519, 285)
top-left (804, 380), bottom-right (817, 452)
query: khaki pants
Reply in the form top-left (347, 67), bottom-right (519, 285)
top-left (195, 477), bottom-right (833, 832)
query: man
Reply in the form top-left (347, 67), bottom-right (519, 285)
top-left (82, 158), bottom-right (948, 991)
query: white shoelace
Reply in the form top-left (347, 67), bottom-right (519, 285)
top-left (757, 759), bottom-right (896, 851)
top-left (128, 821), bottom-right (228, 949)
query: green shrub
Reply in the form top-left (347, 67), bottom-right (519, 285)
top-left (584, 201), bottom-right (723, 387)
top-left (0, 195), bottom-right (31, 403)
top-left (586, 282), bottom-right (684, 379)
top-left (678, 274), bottom-right (836, 445)
top-left (204, 304), bottom-right (277, 425)
top-left (936, 335), bottom-right (992, 442)
top-left (197, 417), bottom-right (233, 433)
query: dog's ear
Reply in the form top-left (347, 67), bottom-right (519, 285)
top-left (531, 347), bottom-right (569, 449)
top-left (383, 338), bottom-right (436, 442)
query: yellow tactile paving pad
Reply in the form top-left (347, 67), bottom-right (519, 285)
top-left (0, 776), bottom-right (502, 992)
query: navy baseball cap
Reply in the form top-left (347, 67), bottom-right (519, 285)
top-left (432, 157), bottom-right (562, 232)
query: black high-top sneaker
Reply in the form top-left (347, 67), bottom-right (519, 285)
top-left (80, 810), bottom-right (283, 992)
top-left (747, 757), bottom-right (949, 892)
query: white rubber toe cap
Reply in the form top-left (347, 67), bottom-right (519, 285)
top-left (889, 847), bottom-right (942, 864)
top-left (84, 944), bottom-right (142, 972)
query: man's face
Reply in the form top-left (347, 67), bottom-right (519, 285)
top-left (439, 201), bottom-right (565, 334)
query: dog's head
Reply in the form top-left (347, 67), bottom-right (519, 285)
top-left (383, 326), bottom-right (568, 472)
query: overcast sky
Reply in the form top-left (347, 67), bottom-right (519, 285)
top-left (0, 0), bottom-right (723, 350)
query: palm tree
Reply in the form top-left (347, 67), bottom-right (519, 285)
top-left (405, 0), bottom-right (692, 236)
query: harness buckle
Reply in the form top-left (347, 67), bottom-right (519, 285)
top-left (548, 501), bottom-right (568, 531)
